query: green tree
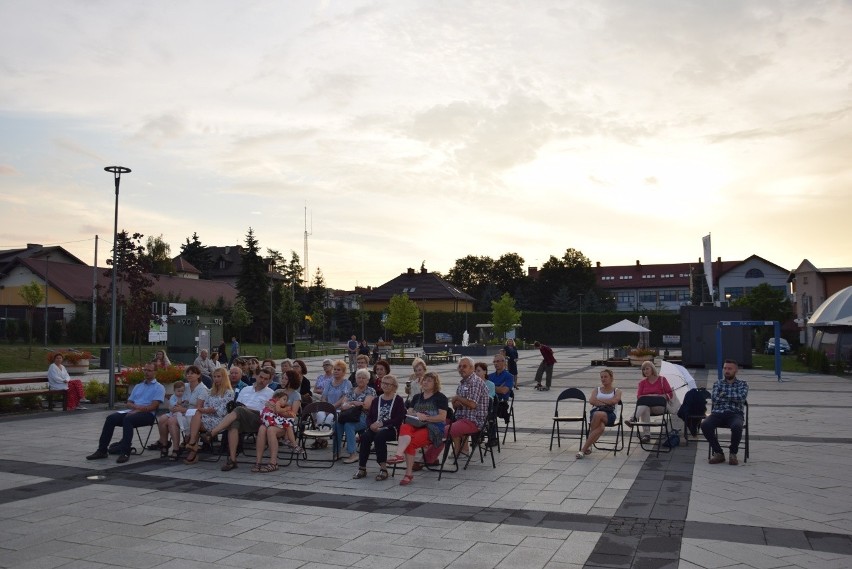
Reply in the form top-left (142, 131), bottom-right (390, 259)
top-left (180, 232), bottom-right (212, 278)
top-left (493, 252), bottom-right (527, 297)
top-left (236, 228), bottom-right (269, 341)
top-left (142, 234), bottom-right (175, 275)
top-left (18, 280), bottom-right (44, 358)
top-left (446, 255), bottom-right (496, 302)
top-left (230, 296), bottom-right (253, 340)
top-left (385, 293), bottom-right (421, 343)
top-left (491, 293), bottom-right (521, 339)
top-left (105, 231), bottom-right (158, 360)
top-left (732, 284), bottom-right (794, 347)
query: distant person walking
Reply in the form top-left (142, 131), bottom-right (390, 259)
top-left (229, 336), bottom-right (240, 368)
top-left (347, 335), bottom-right (359, 373)
top-left (533, 341), bottom-right (556, 391)
top-left (503, 338), bottom-right (519, 389)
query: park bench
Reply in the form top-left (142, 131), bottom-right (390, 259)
top-left (0, 377), bottom-right (67, 410)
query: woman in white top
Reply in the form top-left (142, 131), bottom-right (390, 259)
top-left (47, 353), bottom-right (88, 410)
top-left (577, 369), bottom-right (622, 459)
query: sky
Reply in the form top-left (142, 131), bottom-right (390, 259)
top-left (1, 0), bottom-right (850, 290)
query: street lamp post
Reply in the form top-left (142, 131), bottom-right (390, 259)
top-left (43, 254), bottom-right (49, 347)
top-left (268, 282), bottom-right (273, 358)
top-left (105, 166), bottom-right (131, 409)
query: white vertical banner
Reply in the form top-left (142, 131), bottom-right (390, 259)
top-left (702, 234), bottom-right (714, 299)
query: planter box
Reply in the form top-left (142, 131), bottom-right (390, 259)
top-left (628, 355), bottom-right (654, 367)
top-left (65, 360), bottom-right (90, 375)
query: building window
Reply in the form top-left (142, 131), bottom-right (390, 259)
top-left (639, 291), bottom-right (656, 304)
top-left (616, 291), bottom-right (634, 304)
top-left (745, 268), bottom-right (764, 278)
top-left (678, 290), bottom-right (691, 301)
top-left (726, 287), bottom-right (744, 300)
top-left (803, 276), bottom-right (808, 284)
top-left (658, 290), bottom-right (678, 302)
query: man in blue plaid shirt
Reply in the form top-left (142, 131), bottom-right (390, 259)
top-left (702, 359), bottom-right (749, 465)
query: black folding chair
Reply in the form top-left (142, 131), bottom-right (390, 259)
top-left (129, 422), bottom-right (155, 456)
top-left (500, 393), bottom-right (516, 445)
top-left (681, 388), bottom-right (711, 446)
top-left (590, 400), bottom-right (625, 455)
top-left (462, 398), bottom-right (498, 469)
top-left (626, 396), bottom-right (672, 457)
top-left (296, 402), bottom-right (337, 468)
top-left (550, 388), bottom-right (587, 451)
top-left (705, 401), bottom-right (750, 463)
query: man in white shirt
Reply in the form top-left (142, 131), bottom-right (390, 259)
top-left (209, 367), bottom-right (273, 471)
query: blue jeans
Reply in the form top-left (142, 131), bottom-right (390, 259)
top-left (335, 416), bottom-right (367, 454)
top-left (98, 411), bottom-right (156, 454)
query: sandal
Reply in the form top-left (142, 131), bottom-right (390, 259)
top-left (375, 469), bottom-right (389, 481)
top-left (183, 442), bottom-right (200, 464)
top-left (147, 440), bottom-right (169, 451)
top-left (221, 458), bottom-right (238, 472)
top-left (353, 468), bottom-right (367, 479)
top-left (399, 474), bottom-right (414, 486)
top-left (576, 452), bottom-right (585, 459)
top-left (260, 463), bottom-right (279, 473)
top-left (386, 454), bottom-right (405, 464)
top-left (169, 450), bottom-right (181, 461)
top-left (251, 463), bottom-right (262, 473)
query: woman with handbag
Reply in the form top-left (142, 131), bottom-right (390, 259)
top-left (625, 361), bottom-right (682, 443)
top-left (577, 369), bottom-right (622, 459)
top-left (337, 368), bottom-right (377, 463)
top-left (387, 371), bottom-right (449, 485)
top-left (353, 374), bottom-right (405, 481)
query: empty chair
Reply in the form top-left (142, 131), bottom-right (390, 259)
top-left (550, 388), bottom-right (587, 451)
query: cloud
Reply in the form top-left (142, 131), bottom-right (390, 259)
top-left (0, 164), bottom-right (19, 175)
top-left (132, 111), bottom-right (188, 146)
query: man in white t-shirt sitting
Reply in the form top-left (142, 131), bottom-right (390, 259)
top-left (209, 367), bottom-right (273, 471)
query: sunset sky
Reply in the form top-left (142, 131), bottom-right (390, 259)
top-left (1, 1), bottom-right (850, 290)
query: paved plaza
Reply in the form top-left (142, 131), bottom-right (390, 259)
top-left (1, 347), bottom-right (851, 569)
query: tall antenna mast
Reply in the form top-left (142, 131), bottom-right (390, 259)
top-left (304, 204), bottom-right (312, 287)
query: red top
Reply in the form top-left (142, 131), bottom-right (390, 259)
top-left (539, 344), bottom-right (556, 365)
top-left (637, 376), bottom-right (673, 400)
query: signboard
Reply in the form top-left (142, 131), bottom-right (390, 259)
top-left (662, 334), bottom-right (681, 345)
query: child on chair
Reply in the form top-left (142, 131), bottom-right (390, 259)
top-left (255, 389), bottom-right (300, 472)
top-left (167, 382), bottom-right (191, 446)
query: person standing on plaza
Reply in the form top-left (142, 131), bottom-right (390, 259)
top-left (503, 338), bottom-right (519, 389)
top-left (533, 341), bottom-right (556, 391)
top-left (229, 336), bottom-right (240, 368)
top-left (702, 360), bottom-right (749, 465)
top-left (86, 364), bottom-right (165, 464)
top-left (347, 335), bottom-right (359, 373)
top-left (217, 339), bottom-right (228, 365)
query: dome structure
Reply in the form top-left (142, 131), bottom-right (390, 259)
top-left (808, 286), bottom-right (852, 367)
top-left (809, 286), bottom-right (852, 326)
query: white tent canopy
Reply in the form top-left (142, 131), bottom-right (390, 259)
top-left (599, 319), bottom-right (651, 333)
top-left (809, 286), bottom-right (852, 326)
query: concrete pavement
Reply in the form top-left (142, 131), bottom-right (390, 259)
top-left (1, 347), bottom-right (850, 569)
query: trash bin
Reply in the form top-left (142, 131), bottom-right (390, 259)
top-left (286, 342), bottom-right (296, 359)
top-left (99, 347), bottom-right (112, 369)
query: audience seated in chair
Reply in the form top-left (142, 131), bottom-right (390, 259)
top-left (577, 369), bottom-right (622, 459)
top-left (702, 359), bottom-right (748, 465)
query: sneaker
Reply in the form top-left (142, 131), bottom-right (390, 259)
top-left (75, 406), bottom-right (87, 411)
top-left (86, 449), bottom-right (108, 460)
top-left (640, 435), bottom-right (651, 444)
top-left (116, 454), bottom-right (130, 464)
top-left (728, 454), bottom-right (739, 466)
top-left (79, 398), bottom-right (91, 404)
top-left (575, 452), bottom-right (585, 459)
top-left (709, 452), bottom-right (726, 464)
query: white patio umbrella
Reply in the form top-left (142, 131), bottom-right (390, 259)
top-left (599, 319), bottom-right (651, 358)
top-left (659, 360), bottom-right (698, 408)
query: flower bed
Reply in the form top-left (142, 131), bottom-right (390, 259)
top-left (118, 364), bottom-right (186, 386)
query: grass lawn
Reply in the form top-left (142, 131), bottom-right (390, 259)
top-left (751, 353), bottom-right (813, 374)
top-left (0, 341), bottom-right (347, 374)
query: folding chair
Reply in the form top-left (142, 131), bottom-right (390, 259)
top-left (500, 393), bottom-right (516, 445)
top-left (550, 388), bottom-right (587, 451)
top-left (626, 395), bottom-right (672, 457)
top-left (705, 401), bottom-right (750, 463)
top-left (296, 402), bottom-right (337, 468)
top-left (590, 400), bottom-right (625, 455)
top-left (462, 398), bottom-right (498, 469)
top-left (129, 422), bottom-right (155, 455)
